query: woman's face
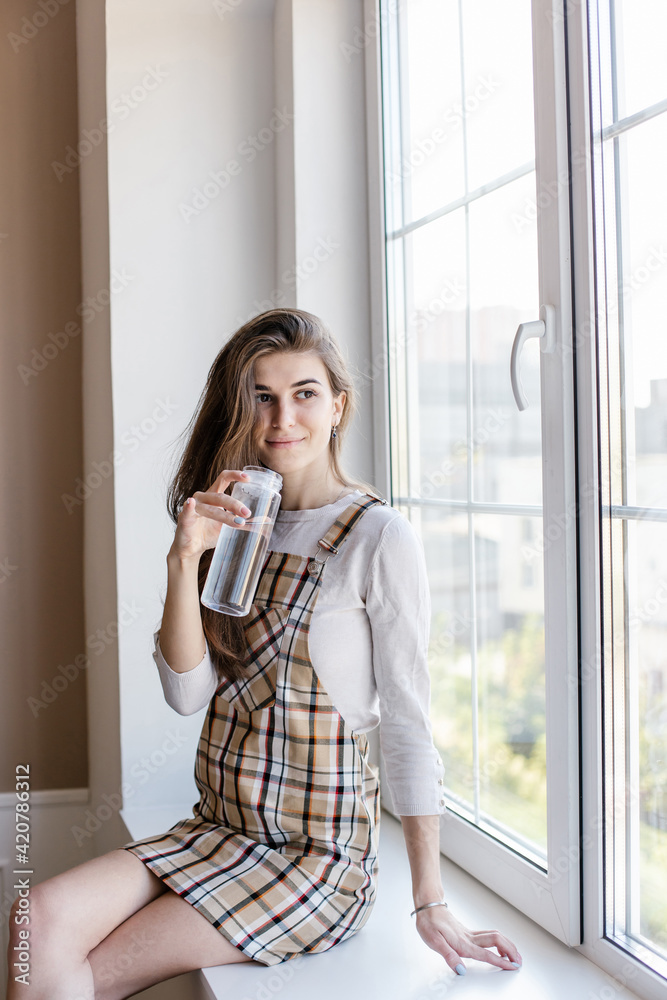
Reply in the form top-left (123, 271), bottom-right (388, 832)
top-left (252, 351), bottom-right (346, 479)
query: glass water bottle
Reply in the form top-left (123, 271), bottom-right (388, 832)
top-left (200, 465), bottom-right (282, 616)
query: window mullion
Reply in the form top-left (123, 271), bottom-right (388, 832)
top-left (456, 0), bottom-right (480, 829)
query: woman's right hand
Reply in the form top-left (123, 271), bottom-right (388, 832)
top-left (168, 469), bottom-right (252, 563)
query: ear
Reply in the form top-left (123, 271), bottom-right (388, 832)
top-left (333, 390), bottom-right (346, 422)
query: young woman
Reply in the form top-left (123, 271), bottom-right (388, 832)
top-left (7, 308), bottom-right (521, 998)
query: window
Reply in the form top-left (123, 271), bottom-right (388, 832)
top-left (589, 0), bottom-right (667, 980)
top-left (374, 0), bottom-right (667, 993)
top-left (379, 0), bottom-right (579, 943)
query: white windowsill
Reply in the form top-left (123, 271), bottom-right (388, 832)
top-left (119, 804), bottom-right (643, 999)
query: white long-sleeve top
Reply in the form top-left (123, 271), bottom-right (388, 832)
top-left (153, 489), bottom-right (447, 816)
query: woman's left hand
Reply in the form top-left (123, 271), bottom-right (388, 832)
top-left (414, 904), bottom-right (522, 976)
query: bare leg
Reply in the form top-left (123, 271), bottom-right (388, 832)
top-left (5, 847), bottom-right (255, 1000)
top-left (6, 848), bottom-right (168, 999)
top-left (87, 877), bottom-right (254, 1000)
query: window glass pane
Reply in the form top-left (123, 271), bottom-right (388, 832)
top-left (460, 0), bottom-right (535, 191)
top-left (476, 512), bottom-right (546, 854)
top-left (617, 114), bottom-right (667, 509)
top-left (412, 506), bottom-right (474, 803)
top-left (406, 210), bottom-right (468, 501)
top-left (382, 0), bottom-right (546, 862)
top-left (613, 0), bottom-right (667, 119)
top-left (468, 175), bottom-right (542, 504)
top-left (400, 0), bottom-right (464, 221)
top-left (631, 521), bottom-right (667, 952)
top-left (590, 0), bottom-right (667, 969)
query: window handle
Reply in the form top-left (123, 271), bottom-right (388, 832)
top-left (510, 304), bottom-right (555, 411)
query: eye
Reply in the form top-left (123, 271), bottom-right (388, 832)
top-left (254, 389), bottom-right (317, 403)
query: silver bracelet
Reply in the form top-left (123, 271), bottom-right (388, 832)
top-left (410, 900), bottom-right (448, 917)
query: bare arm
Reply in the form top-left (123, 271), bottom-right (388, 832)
top-left (400, 813), bottom-right (444, 908)
top-left (400, 813), bottom-right (522, 976)
top-left (159, 551), bottom-right (206, 674)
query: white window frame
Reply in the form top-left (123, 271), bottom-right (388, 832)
top-left (366, 1), bottom-right (666, 995)
top-left (366, 0), bottom-right (580, 946)
top-left (570, 2), bottom-right (667, 997)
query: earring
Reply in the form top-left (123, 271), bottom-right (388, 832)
top-left (331, 425), bottom-right (337, 439)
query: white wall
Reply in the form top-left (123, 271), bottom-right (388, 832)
top-left (275, 0), bottom-right (375, 466)
top-left (83, 0), bottom-right (376, 825)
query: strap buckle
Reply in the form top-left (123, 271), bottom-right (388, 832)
top-left (307, 546), bottom-right (332, 576)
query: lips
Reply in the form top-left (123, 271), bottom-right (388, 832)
top-left (266, 438), bottom-right (304, 447)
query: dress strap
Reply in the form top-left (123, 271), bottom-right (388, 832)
top-left (316, 493), bottom-right (387, 556)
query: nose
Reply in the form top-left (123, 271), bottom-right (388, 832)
top-left (270, 397), bottom-right (296, 428)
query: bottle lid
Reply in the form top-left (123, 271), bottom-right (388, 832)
top-left (242, 465), bottom-right (283, 496)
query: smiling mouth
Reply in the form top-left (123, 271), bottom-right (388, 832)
top-left (267, 439), bottom-right (303, 445)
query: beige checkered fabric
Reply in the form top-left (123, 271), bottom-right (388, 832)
top-left (123, 494), bottom-right (386, 965)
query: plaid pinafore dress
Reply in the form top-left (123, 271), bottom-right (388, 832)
top-left (123, 493), bottom-right (385, 966)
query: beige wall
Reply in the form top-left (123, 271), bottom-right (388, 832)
top-left (0, 1), bottom-right (86, 792)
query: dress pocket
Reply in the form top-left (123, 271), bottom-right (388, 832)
top-left (215, 605), bottom-right (287, 713)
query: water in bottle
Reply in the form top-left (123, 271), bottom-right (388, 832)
top-left (201, 466), bottom-right (282, 616)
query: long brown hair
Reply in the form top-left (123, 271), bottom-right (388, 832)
top-left (165, 307), bottom-right (381, 684)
